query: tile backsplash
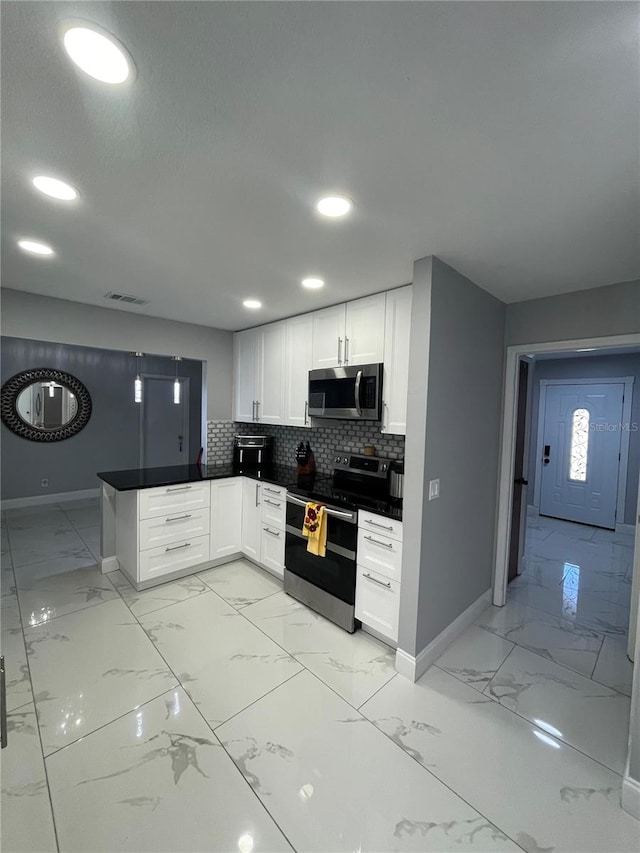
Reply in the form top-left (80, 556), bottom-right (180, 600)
top-left (207, 419), bottom-right (405, 473)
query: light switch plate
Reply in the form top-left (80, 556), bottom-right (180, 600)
top-left (428, 478), bottom-right (440, 500)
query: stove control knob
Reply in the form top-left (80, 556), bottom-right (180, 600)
top-left (335, 456), bottom-right (341, 463)
top-left (342, 456), bottom-right (348, 464)
top-left (381, 463), bottom-right (388, 472)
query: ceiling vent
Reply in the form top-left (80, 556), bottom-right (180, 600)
top-left (104, 291), bottom-right (149, 306)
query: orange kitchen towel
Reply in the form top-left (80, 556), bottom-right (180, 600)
top-left (302, 502), bottom-right (327, 557)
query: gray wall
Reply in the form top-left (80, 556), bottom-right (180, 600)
top-left (505, 279), bottom-right (640, 346)
top-left (527, 353), bottom-right (640, 526)
top-left (1, 288), bottom-right (233, 420)
top-left (1, 337), bottom-right (203, 500)
top-left (399, 257), bottom-right (506, 657)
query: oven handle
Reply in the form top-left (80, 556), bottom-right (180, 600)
top-left (354, 369), bottom-right (362, 416)
top-left (286, 494), bottom-right (357, 523)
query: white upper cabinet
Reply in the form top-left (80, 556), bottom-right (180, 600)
top-left (258, 321), bottom-right (285, 425)
top-left (233, 327), bottom-right (260, 422)
top-left (344, 293), bottom-right (386, 365)
top-left (381, 286), bottom-right (412, 436)
top-left (284, 313), bottom-right (313, 427)
top-left (311, 304), bottom-right (346, 369)
top-left (311, 293), bottom-right (385, 369)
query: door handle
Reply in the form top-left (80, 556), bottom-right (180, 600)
top-left (364, 534), bottom-right (394, 549)
top-left (304, 400), bottom-right (309, 425)
top-left (344, 336), bottom-right (350, 364)
top-left (354, 369), bottom-right (363, 416)
top-left (178, 434), bottom-right (183, 453)
top-left (0, 655), bottom-right (6, 749)
top-left (514, 478), bottom-right (529, 486)
top-left (363, 573), bottom-right (392, 589)
top-left (255, 483), bottom-right (260, 507)
top-left (337, 337), bottom-right (343, 365)
top-left (165, 542), bottom-right (191, 552)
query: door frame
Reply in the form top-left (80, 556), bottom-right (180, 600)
top-left (139, 373), bottom-right (191, 467)
top-left (532, 376), bottom-right (634, 525)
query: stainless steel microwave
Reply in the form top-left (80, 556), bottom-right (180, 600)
top-left (307, 363), bottom-right (383, 420)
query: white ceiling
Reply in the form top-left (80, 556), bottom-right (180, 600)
top-left (2, 1), bottom-right (638, 331)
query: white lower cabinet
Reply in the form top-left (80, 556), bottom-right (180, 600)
top-left (241, 478), bottom-right (262, 561)
top-left (355, 510), bottom-right (403, 644)
top-left (139, 535), bottom-right (210, 584)
top-left (260, 525), bottom-right (285, 577)
top-left (210, 478), bottom-right (242, 559)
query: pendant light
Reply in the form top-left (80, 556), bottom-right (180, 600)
top-left (133, 352), bottom-right (144, 403)
top-left (172, 356), bottom-right (182, 404)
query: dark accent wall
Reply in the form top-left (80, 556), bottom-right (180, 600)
top-left (1, 337), bottom-right (203, 500)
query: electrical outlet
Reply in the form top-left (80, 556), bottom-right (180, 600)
top-left (41, 478), bottom-right (49, 488)
top-left (428, 478), bottom-right (440, 500)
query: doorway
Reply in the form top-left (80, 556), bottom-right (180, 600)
top-left (536, 379), bottom-right (632, 529)
top-left (140, 374), bottom-right (190, 468)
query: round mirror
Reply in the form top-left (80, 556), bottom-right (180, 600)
top-left (1, 368), bottom-right (92, 441)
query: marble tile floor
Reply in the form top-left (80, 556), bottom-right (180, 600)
top-left (1, 501), bottom-right (638, 853)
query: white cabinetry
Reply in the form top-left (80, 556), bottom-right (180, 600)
top-left (355, 510), bottom-right (403, 644)
top-left (284, 313), bottom-right (313, 427)
top-left (210, 478), bottom-right (242, 560)
top-left (234, 323), bottom-right (286, 424)
top-left (381, 286), bottom-right (412, 436)
top-left (259, 483), bottom-right (286, 578)
top-left (311, 294), bottom-right (386, 369)
top-left (241, 478), bottom-right (262, 561)
top-left (117, 482), bottom-right (212, 586)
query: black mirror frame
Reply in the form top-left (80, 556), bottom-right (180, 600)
top-left (1, 368), bottom-right (92, 442)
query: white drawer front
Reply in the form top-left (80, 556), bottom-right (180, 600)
top-left (355, 566), bottom-right (400, 643)
top-left (261, 483), bottom-right (286, 501)
top-left (359, 511), bottom-right (403, 542)
top-left (260, 524), bottom-right (285, 578)
top-left (357, 529), bottom-right (402, 582)
top-left (139, 482), bottom-right (210, 520)
top-left (261, 492), bottom-right (286, 528)
top-left (139, 534), bottom-right (210, 583)
top-left (139, 509), bottom-right (210, 552)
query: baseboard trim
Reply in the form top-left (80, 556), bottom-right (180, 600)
top-left (616, 523), bottom-right (635, 536)
top-left (622, 773), bottom-right (640, 820)
top-left (100, 556), bottom-right (120, 575)
top-left (1, 488), bottom-right (100, 511)
top-left (395, 589), bottom-right (492, 683)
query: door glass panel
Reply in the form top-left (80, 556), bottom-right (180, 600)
top-left (569, 408), bottom-right (590, 482)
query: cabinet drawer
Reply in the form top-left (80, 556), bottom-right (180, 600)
top-left (357, 529), bottom-right (402, 582)
top-left (261, 483), bottom-right (286, 501)
top-left (139, 534), bottom-right (210, 583)
top-left (355, 566), bottom-right (400, 643)
top-left (139, 482), bottom-right (210, 520)
top-left (261, 490), bottom-right (286, 528)
top-left (260, 524), bottom-right (285, 578)
top-left (139, 509), bottom-right (210, 552)
top-left (358, 511), bottom-right (403, 542)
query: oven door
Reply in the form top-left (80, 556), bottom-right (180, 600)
top-left (307, 364), bottom-right (382, 420)
top-left (285, 495), bottom-right (357, 605)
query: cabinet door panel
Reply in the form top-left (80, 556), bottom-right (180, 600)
top-left (140, 509), bottom-right (210, 552)
top-left (234, 329), bottom-right (259, 422)
top-left (355, 566), bottom-right (400, 643)
top-left (344, 293), bottom-right (385, 365)
top-left (258, 322), bottom-right (285, 424)
top-left (382, 286), bottom-right (412, 435)
top-left (139, 482), bottom-right (210, 520)
top-left (241, 478), bottom-right (261, 561)
top-left (312, 304), bottom-right (346, 369)
top-left (285, 314), bottom-right (313, 427)
top-left (139, 535), bottom-right (210, 583)
top-left (260, 524), bottom-right (285, 578)
top-left (211, 478), bottom-right (242, 559)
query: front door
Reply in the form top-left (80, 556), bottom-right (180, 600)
top-left (508, 360), bottom-right (530, 581)
top-left (141, 376), bottom-right (189, 468)
top-left (539, 383), bottom-right (624, 529)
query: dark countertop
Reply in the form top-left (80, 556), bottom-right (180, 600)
top-left (97, 464), bottom-right (403, 521)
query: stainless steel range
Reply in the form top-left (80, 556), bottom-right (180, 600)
top-left (284, 452), bottom-right (392, 632)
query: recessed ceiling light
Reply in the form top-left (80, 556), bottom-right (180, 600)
top-left (32, 175), bottom-right (78, 201)
top-left (243, 299), bottom-right (262, 309)
top-left (316, 195), bottom-right (353, 218)
top-left (62, 24), bottom-right (132, 84)
top-left (302, 278), bottom-right (324, 289)
top-left (17, 239), bottom-right (55, 257)
top-left (576, 348), bottom-right (597, 352)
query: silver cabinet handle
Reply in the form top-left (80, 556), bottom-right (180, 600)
top-left (264, 498), bottom-right (281, 507)
top-left (345, 336), bottom-right (350, 364)
top-left (165, 542), bottom-right (191, 552)
top-left (0, 656), bottom-right (6, 749)
top-left (263, 527), bottom-right (280, 537)
top-left (255, 483), bottom-right (260, 507)
top-left (255, 400), bottom-right (260, 421)
top-left (251, 401), bottom-right (256, 421)
top-left (363, 573), bottom-right (392, 589)
top-left (364, 534), bottom-right (393, 549)
top-left (263, 487), bottom-right (282, 495)
top-left (364, 519), bottom-right (394, 531)
top-left (304, 400), bottom-right (309, 425)
top-left (165, 513), bottom-right (192, 523)
top-left (166, 485), bottom-right (192, 493)
top-left (337, 337), bottom-right (343, 365)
